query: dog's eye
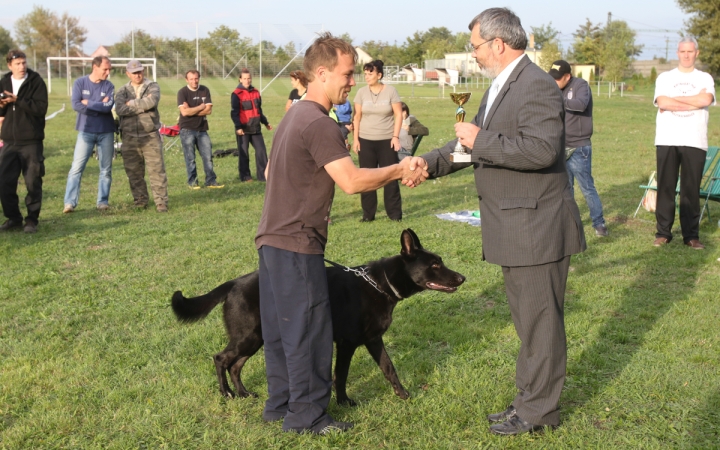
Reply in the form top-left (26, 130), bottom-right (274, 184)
top-left (431, 263), bottom-right (440, 269)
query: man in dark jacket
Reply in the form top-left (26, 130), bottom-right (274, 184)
top-left (549, 60), bottom-right (608, 237)
top-left (0, 50), bottom-right (48, 233)
top-left (231, 69), bottom-right (272, 182)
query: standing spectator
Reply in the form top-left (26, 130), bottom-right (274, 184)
top-left (549, 59), bottom-right (608, 237)
top-left (285, 70), bottom-right (307, 111)
top-left (231, 69), bottom-right (272, 182)
top-left (352, 60), bottom-right (403, 222)
top-left (397, 102), bottom-right (429, 161)
top-left (63, 56), bottom-right (115, 213)
top-left (255, 32), bottom-right (425, 435)
top-left (178, 70), bottom-right (223, 189)
top-left (653, 37), bottom-right (715, 249)
top-left (115, 60), bottom-right (169, 212)
top-left (334, 99), bottom-right (353, 150)
top-left (408, 7), bottom-right (586, 434)
top-left (0, 50), bottom-right (48, 233)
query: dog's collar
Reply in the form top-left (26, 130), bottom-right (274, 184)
top-left (383, 269), bottom-right (403, 299)
top-left (324, 259), bottom-right (402, 300)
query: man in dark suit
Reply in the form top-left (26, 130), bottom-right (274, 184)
top-left (408, 8), bottom-right (586, 435)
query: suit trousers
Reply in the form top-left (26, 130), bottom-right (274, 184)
top-left (655, 145), bottom-right (706, 243)
top-left (236, 133), bottom-right (268, 182)
top-left (0, 142), bottom-right (44, 225)
top-left (258, 245), bottom-right (334, 433)
top-left (121, 133), bottom-right (168, 207)
top-left (358, 137), bottom-right (402, 221)
top-left (502, 255), bottom-right (571, 426)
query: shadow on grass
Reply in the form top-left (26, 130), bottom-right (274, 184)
top-left (689, 387), bottom-right (720, 448)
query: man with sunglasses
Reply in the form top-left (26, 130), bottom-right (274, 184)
top-left (0, 50), bottom-right (48, 233)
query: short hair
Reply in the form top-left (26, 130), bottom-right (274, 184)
top-left (303, 31), bottom-right (357, 82)
top-left (400, 102), bottom-right (410, 116)
top-left (468, 8), bottom-right (528, 51)
top-left (363, 60), bottom-right (384, 79)
top-left (92, 56), bottom-right (110, 68)
top-left (678, 36), bottom-right (698, 51)
top-left (240, 68), bottom-right (251, 77)
top-left (289, 70), bottom-right (308, 88)
top-left (185, 69), bottom-right (200, 78)
top-left (6, 49), bottom-right (26, 64)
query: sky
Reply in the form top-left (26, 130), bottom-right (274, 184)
top-left (2, 0), bottom-right (690, 60)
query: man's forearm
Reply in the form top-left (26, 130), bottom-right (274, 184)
top-left (674, 93), bottom-right (714, 109)
top-left (657, 96), bottom-right (701, 111)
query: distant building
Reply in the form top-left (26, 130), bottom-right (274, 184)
top-left (354, 47), bottom-right (373, 65)
top-left (91, 46), bottom-right (111, 58)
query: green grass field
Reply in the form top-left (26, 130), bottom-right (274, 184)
top-left (1, 76), bottom-right (719, 449)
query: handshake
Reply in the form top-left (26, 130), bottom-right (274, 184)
top-left (399, 156), bottom-right (429, 188)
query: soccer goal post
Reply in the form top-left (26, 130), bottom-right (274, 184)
top-left (46, 57), bottom-right (157, 94)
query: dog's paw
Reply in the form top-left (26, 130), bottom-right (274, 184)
top-left (395, 388), bottom-right (410, 400)
top-left (221, 389), bottom-right (237, 399)
top-left (337, 397), bottom-right (357, 407)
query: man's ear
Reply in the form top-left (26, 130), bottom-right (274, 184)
top-left (317, 66), bottom-right (327, 82)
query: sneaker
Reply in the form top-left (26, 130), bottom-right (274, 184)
top-left (594, 224), bottom-right (608, 237)
top-left (206, 183), bottom-right (225, 189)
top-left (315, 421), bottom-right (354, 435)
top-left (63, 204), bottom-right (74, 214)
top-left (23, 222), bottom-right (37, 234)
top-left (97, 204), bottom-right (110, 211)
top-left (189, 184), bottom-right (201, 190)
top-left (156, 204), bottom-right (168, 213)
top-left (0, 219), bottom-right (23, 231)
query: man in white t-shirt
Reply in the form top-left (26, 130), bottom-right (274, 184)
top-left (653, 36), bottom-right (715, 249)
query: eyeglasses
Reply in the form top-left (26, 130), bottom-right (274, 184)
top-left (466, 39), bottom-right (495, 52)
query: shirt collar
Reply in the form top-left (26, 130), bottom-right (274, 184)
top-left (491, 53), bottom-right (525, 91)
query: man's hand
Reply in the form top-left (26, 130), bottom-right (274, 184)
top-left (455, 122), bottom-right (480, 149)
top-left (236, 129), bottom-right (245, 136)
top-left (0, 91), bottom-right (17, 106)
top-left (81, 99), bottom-right (89, 105)
top-left (400, 156), bottom-right (429, 188)
top-left (265, 124), bottom-right (273, 131)
top-left (345, 124), bottom-right (353, 132)
top-left (102, 96), bottom-right (109, 103)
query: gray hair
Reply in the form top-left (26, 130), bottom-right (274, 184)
top-left (468, 8), bottom-right (528, 51)
top-left (678, 36), bottom-right (698, 50)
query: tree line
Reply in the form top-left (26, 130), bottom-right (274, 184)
top-left (2, 5), bottom-right (714, 79)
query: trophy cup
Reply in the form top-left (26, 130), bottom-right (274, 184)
top-left (450, 92), bottom-right (472, 163)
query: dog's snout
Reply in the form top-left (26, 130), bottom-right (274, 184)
top-left (456, 273), bottom-right (466, 285)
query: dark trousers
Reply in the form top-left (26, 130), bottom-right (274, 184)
top-left (655, 145), bottom-right (706, 243)
top-left (258, 245), bottom-right (334, 433)
top-left (502, 256), bottom-right (571, 426)
top-left (358, 137), bottom-right (402, 220)
top-left (236, 133), bottom-right (268, 181)
top-left (0, 142), bottom-right (44, 225)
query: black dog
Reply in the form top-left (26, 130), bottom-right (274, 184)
top-left (171, 229), bottom-right (465, 406)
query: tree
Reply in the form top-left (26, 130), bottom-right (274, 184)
top-left (677, 0), bottom-right (720, 77)
top-left (599, 20), bottom-right (643, 82)
top-left (14, 6), bottom-right (86, 62)
top-left (568, 19), bottom-right (603, 64)
top-left (530, 22), bottom-right (560, 50)
top-left (538, 40), bottom-right (563, 71)
top-left (337, 33), bottom-right (353, 45)
top-left (0, 25), bottom-right (15, 56)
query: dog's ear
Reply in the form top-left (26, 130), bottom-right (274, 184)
top-left (401, 229), bottom-right (423, 256)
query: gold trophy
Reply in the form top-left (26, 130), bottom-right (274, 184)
top-left (450, 92), bottom-right (472, 163)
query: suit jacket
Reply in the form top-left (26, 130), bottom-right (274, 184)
top-left (424, 55), bottom-right (586, 267)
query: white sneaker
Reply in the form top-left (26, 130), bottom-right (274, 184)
top-left (63, 204), bottom-right (74, 214)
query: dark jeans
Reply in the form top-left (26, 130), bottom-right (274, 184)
top-left (180, 129), bottom-right (217, 186)
top-left (655, 145), bottom-right (706, 243)
top-left (236, 133), bottom-right (268, 181)
top-left (358, 137), bottom-right (402, 220)
top-left (258, 245), bottom-right (334, 433)
top-left (0, 141), bottom-right (44, 225)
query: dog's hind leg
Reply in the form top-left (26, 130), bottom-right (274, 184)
top-left (365, 338), bottom-right (410, 399)
top-left (214, 351), bottom-right (238, 398)
top-left (228, 355), bottom-right (258, 398)
top-left (333, 341), bottom-right (358, 406)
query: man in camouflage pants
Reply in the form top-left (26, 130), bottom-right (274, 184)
top-left (115, 60), bottom-right (168, 212)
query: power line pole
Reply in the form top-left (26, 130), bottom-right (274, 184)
top-left (607, 11), bottom-right (612, 27)
top-left (665, 37), bottom-right (670, 60)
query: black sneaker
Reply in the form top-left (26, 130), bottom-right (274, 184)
top-left (0, 219), bottom-right (23, 231)
top-left (23, 222), bottom-right (38, 234)
top-left (594, 224), bottom-right (609, 237)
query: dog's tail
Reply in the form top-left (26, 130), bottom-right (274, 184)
top-left (171, 280), bottom-right (235, 323)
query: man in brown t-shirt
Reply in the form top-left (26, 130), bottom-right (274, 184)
top-left (254, 32), bottom-right (427, 435)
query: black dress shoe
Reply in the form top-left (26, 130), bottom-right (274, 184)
top-left (489, 414), bottom-right (545, 435)
top-left (487, 405), bottom-right (516, 423)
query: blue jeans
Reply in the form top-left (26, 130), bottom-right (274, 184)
top-left (64, 131), bottom-right (114, 207)
top-left (566, 145), bottom-right (605, 228)
top-left (180, 129), bottom-right (216, 186)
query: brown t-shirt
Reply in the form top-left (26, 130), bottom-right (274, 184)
top-left (255, 100), bottom-right (349, 254)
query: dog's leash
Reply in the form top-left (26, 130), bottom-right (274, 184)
top-left (324, 259), bottom-right (402, 299)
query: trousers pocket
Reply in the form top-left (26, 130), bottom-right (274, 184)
top-left (499, 197), bottom-right (538, 210)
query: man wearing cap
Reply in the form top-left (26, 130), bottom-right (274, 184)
top-left (549, 59), bottom-right (608, 237)
top-left (115, 60), bottom-right (169, 212)
top-left (653, 36), bottom-right (715, 249)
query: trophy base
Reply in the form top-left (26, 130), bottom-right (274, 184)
top-left (450, 152), bottom-right (472, 163)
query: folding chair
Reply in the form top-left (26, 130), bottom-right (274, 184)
top-left (699, 146), bottom-right (720, 222)
top-left (634, 171), bottom-right (658, 218)
top-left (159, 124), bottom-right (181, 152)
top-left (410, 135), bottom-right (424, 156)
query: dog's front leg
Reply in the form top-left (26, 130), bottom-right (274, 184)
top-left (334, 341), bottom-right (358, 406)
top-left (365, 338), bottom-right (410, 400)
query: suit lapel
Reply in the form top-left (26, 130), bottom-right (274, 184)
top-left (483, 55), bottom-right (532, 128)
